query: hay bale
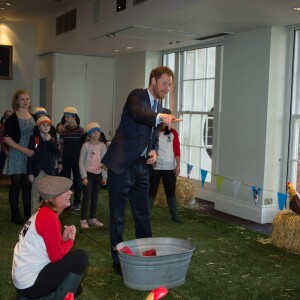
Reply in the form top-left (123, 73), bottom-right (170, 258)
top-left (154, 176), bottom-right (196, 207)
top-left (270, 210), bottom-right (300, 253)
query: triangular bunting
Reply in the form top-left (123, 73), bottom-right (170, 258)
top-left (277, 192), bottom-right (288, 211)
top-left (216, 175), bottom-right (224, 193)
top-left (187, 163), bottom-right (193, 178)
top-left (251, 186), bottom-right (262, 206)
top-left (232, 181), bottom-right (241, 198)
top-left (200, 169), bottom-right (208, 187)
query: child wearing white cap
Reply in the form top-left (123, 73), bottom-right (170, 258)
top-left (58, 107), bottom-right (84, 210)
top-left (32, 107), bottom-right (48, 119)
top-left (79, 122), bottom-right (107, 228)
top-left (27, 116), bottom-right (60, 214)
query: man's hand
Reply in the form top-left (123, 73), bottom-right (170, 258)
top-left (159, 114), bottom-right (182, 129)
top-left (146, 149), bottom-right (157, 165)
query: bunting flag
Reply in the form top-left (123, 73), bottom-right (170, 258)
top-left (200, 169), bottom-right (208, 187)
top-left (277, 192), bottom-right (288, 211)
top-left (182, 160), bottom-right (291, 211)
top-left (216, 175), bottom-right (224, 192)
top-left (232, 181), bottom-right (241, 198)
top-left (251, 186), bottom-right (262, 206)
top-left (187, 163), bottom-right (193, 178)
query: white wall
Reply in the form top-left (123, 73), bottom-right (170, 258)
top-left (114, 52), bottom-right (146, 130)
top-left (214, 27), bottom-right (288, 223)
top-left (50, 53), bottom-right (114, 137)
top-left (113, 51), bottom-right (162, 132)
top-left (39, 54), bottom-right (54, 118)
top-left (0, 22), bottom-right (39, 115)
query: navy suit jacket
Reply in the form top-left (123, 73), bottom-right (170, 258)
top-left (102, 88), bottom-right (163, 175)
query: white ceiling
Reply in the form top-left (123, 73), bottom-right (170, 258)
top-left (1, 0), bottom-right (300, 56)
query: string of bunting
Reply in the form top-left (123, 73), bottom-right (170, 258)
top-left (184, 160), bottom-right (288, 211)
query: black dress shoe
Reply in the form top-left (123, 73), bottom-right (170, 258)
top-left (113, 263), bottom-right (122, 275)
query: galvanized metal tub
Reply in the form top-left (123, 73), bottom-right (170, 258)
top-left (116, 237), bottom-right (195, 291)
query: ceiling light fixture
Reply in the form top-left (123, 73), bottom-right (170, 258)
top-left (293, 7), bottom-right (300, 11)
top-left (5, 1), bottom-right (11, 6)
top-left (126, 46), bottom-right (133, 50)
top-left (0, 7), bottom-right (5, 10)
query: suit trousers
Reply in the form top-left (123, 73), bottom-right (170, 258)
top-left (107, 157), bottom-right (152, 264)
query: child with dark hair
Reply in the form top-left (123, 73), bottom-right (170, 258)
top-left (149, 121), bottom-right (183, 223)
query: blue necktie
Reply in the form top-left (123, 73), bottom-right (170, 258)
top-left (152, 99), bottom-right (157, 112)
top-left (147, 99), bottom-right (158, 155)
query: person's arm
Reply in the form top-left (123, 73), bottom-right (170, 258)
top-left (174, 156), bottom-right (180, 177)
top-left (36, 209), bottom-right (74, 262)
top-left (57, 129), bottom-right (64, 166)
top-left (127, 90), bottom-right (158, 126)
top-left (79, 143), bottom-right (88, 185)
top-left (0, 125), bottom-right (4, 153)
top-left (4, 136), bottom-right (35, 157)
top-left (100, 143), bottom-right (108, 179)
top-left (4, 114), bottom-right (35, 156)
top-left (27, 136), bottom-right (35, 182)
top-left (47, 136), bottom-right (61, 156)
top-left (172, 129), bottom-right (181, 176)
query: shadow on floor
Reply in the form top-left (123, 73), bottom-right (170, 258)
top-left (195, 198), bottom-right (272, 236)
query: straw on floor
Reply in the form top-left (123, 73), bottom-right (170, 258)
top-left (270, 210), bottom-right (300, 253)
top-left (1, 185), bottom-right (300, 299)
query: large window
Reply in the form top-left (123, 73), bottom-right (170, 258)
top-left (290, 29), bottom-right (300, 189)
top-left (163, 46), bottom-right (218, 181)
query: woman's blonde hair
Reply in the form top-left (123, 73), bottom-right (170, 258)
top-left (35, 199), bottom-right (58, 213)
top-left (11, 89), bottom-right (31, 112)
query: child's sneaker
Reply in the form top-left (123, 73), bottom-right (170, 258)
top-left (73, 204), bottom-right (81, 211)
top-left (89, 218), bottom-right (104, 227)
top-left (80, 220), bottom-right (89, 228)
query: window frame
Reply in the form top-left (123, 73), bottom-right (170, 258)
top-left (163, 43), bottom-right (223, 182)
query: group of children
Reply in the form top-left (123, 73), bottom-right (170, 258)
top-left (27, 106), bottom-right (107, 229)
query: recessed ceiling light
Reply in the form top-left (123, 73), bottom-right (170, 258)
top-left (5, 1), bottom-right (11, 6)
top-left (114, 49), bottom-right (119, 52)
top-left (125, 46), bottom-right (133, 50)
top-left (0, 7), bottom-right (5, 10)
top-left (293, 7), bottom-right (300, 11)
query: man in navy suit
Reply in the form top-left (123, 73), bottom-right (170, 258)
top-left (102, 66), bottom-right (178, 274)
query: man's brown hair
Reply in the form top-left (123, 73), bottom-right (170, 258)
top-left (148, 66), bottom-right (174, 86)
